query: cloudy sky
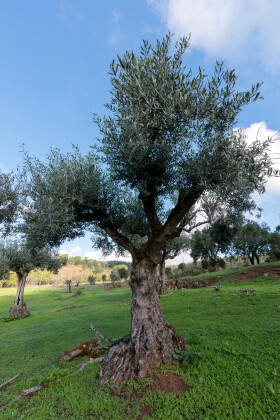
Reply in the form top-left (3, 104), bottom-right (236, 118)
top-left (1, 0), bottom-right (279, 263)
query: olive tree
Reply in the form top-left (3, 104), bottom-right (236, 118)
top-left (231, 220), bottom-right (271, 264)
top-left (22, 34), bottom-right (273, 385)
top-left (0, 241), bottom-right (63, 317)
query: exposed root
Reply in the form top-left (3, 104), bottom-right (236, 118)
top-left (99, 322), bottom-right (186, 387)
top-left (9, 304), bottom-right (29, 318)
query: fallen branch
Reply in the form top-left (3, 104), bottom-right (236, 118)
top-left (57, 304), bottom-right (88, 312)
top-left (0, 374), bottom-right (20, 390)
top-left (58, 339), bottom-right (107, 363)
top-left (78, 357), bottom-right (104, 372)
top-left (0, 384), bottom-right (46, 411)
top-left (159, 292), bottom-right (173, 298)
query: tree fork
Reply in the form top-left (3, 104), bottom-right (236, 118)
top-left (99, 258), bottom-right (186, 386)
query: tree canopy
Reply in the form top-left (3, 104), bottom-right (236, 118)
top-left (14, 34), bottom-right (275, 385)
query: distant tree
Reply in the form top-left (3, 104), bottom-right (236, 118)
top-left (231, 221), bottom-right (271, 264)
top-left (102, 274), bottom-right (107, 286)
top-left (110, 270), bottom-right (121, 284)
top-left (0, 241), bottom-right (63, 317)
top-left (88, 275), bottom-right (96, 285)
top-left (118, 267), bottom-right (129, 280)
top-left (22, 34), bottom-right (274, 385)
top-left (269, 225), bottom-right (280, 260)
top-left (158, 235), bottom-right (190, 293)
top-left (190, 218), bottom-right (236, 268)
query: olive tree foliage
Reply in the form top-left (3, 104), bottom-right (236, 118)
top-left (21, 34), bottom-right (274, 385)
top-left (230, 220), bottom-right (271, 264)
top-left (0, 241), bottom-right (63, 317)
top-left (0, 171), bottom-right (22, 235)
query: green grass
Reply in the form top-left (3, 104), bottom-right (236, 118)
top-left (0, 271), bottom-right (280, 419)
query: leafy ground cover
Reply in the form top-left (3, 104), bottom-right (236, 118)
top-left (0, 265), bottom-right (280, 419)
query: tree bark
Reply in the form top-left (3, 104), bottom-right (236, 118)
top-left (99, 258), bottom-right (186, 386)
top-left (158, 259), bottom-right (168, 294)
top-left (256, 254), bottom-right (260, 264)
top-left (9, 273), bottom-right (30, 317)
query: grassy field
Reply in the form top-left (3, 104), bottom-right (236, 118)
top-left (0, 268), bottom-right (280, 419)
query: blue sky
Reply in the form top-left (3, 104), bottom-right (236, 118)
top-left (1, 0), bottom-right (279, 262)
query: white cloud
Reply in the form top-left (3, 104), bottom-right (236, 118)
top-left (85, 249), bottom-right (132, 262)
top-left (60, 246), bottom-right (82, 257)
top-left (244, 122), bottom-right (280, 202)
top-left (166, 251), bottom-right (192, 265)
top-left (148, 0), bottom-right (280, 71)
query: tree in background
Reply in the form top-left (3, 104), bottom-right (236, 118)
top-left (110, 269), bottom-right (121, 284)
top-left (87, 274), bottom-right (96, 285)
top-left (0, 241), bottom-right (63, 317)
top-left (231, 221), bottom-right (271, 264)
top-left (190, 218), bottom-right (237, 269)
top-left (22, 34), bottom-right (273, 385)
top-left (158, 236), bottom-right (190, 293)
top-left (269, 225), bottom-right (280, 260)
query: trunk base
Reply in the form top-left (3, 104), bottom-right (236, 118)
top-left (99, 321), bottom-right (186, 386)
top-left (9, 302), bottom-right (30, 318)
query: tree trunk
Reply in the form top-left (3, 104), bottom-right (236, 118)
top-left (158, 259), bottom-right (168, 294)
top-left (244, 244), bottom-right (250, 266)
top-left (99, 258), bottom-right (186, 386)
top-left (9, 273), bottom-right (30, 317)
top-left (256, 254), bottom-right (260, 264)
top-left (249, 250), bottom-right (255, 265)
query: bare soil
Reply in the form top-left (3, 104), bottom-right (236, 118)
top-left (234, 265), bottom-right (280, 281)
top-left (114, 372), bottom-right (191, 418)
top-left (176, 264), bottom-right (280, 289)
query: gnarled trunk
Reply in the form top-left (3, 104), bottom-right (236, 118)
top-left (9, 273), bottom-right (30, 317)
top-left (99, 258), bottom-right (186, 386)
top-left (158, 259), bottom-right (168, 294)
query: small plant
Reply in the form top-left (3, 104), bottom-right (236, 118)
top-left (173, 349), bottom-right (200, 366)
top-left (35, 366), bottom-right (70, 386)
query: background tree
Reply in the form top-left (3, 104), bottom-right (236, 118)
top-left (22, 34), bottom-right (273, 385)
top-left (231, 221), bottom-right (271, 264)
top-left (189, 218), bottom-right (235, 269)
top-left (269, 225), bottom-right (280, 260)
top-left (110, 269), bottom-right (121, 284)
top-left (87, 274), bottom-right (96, 285)
top-left (158, 235), bottom-right (190, 293)
top-left (0, 241), bottom-right (63, 317)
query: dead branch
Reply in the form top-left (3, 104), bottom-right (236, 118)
top-left (78, 357), bottom-right (104, 372)
top-left (0, 374), bottom-right (20, 390)
top-left (90, 324), bottom-right (110, 344)
top-left (159, 292), bottom-right (174, 298)
top-left (58, 338), bottom-right (107, 363)
top-left (0, 384), bottom-right (46, 411)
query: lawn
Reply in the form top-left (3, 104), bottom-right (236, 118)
top-left (0, 270), bottom-right (280, 419)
